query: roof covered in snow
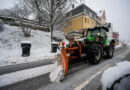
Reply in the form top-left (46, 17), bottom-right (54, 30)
top-left (66, 4), bottom-right (97, 18)
top-left (97, 10), bottom-right (105, 17)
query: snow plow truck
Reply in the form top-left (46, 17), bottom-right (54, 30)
top-left (50, 25), bottom-right (116, 82)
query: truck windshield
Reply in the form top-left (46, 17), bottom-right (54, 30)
top-left (87, 30), bottom-right (99, 37)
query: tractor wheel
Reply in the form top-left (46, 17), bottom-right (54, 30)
top-left (89, 43), bottom-right (102, 64)
top-left (105, 42), bottom-right (114, 59)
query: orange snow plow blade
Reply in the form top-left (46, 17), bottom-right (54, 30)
top-left (59, 40), bottom-right (81, 75)
top-left (60, 47), bottom-right (69, 75)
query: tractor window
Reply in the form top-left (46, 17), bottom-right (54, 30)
top-left (101, 29), bottom-right (107, 38)
top-left (87, 30), bottom-right (100, 37)
top-left (87, 31), bottom-right (91, 37)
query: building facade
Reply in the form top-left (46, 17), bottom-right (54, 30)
top-left (63, 4), bottom-right (97, 33)
top-left (96, 10), bottom-right (106, 25)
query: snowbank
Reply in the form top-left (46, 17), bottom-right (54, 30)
top-left (49, 62), bottom-right (64, 82)
top-left (53, 30), bottom-right (65, 41)
top-left (101, 61), bottom-right (130, 90)
top-left (0, 64), bottom-right (55, 87)
top-left (0, 24), bottom-right (59, 67)
top-left (21, 41), bottom-right (32, 44)
top-left (127, 42), bottom-right (130, 46)
top-left (115, 42), bottom-right (122, 48)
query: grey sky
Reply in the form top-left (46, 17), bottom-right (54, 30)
top-left (0, 0), bottom-right (16, 9)
top-left (0, 0), bottom-right (130, 41)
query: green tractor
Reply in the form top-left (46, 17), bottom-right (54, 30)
top-left (76, 26), bottom-right (116, 64)
top-left (57, 26), bottom-right (116, 76)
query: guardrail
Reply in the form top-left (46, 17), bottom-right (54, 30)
top-left (0, 16), bottom-right (50, 32)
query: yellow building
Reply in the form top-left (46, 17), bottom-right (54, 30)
top-left (63, 4), bottom-right (97, 33)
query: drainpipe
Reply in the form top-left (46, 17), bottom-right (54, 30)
top-left (82, 13), bottom-right (83, 32)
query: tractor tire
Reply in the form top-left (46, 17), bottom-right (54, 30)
top-left (105, 42), bottom-right (114, 59)
top-left (89, 43), bottom-right (102, 64)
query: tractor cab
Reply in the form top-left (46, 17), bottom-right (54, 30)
top-left (83, 26), bottom-right (109, 37)
top-left (82, 26), bottom-right (109, 45)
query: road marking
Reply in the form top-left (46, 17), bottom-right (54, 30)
top-left (74, 64), bottom-right (110, 90)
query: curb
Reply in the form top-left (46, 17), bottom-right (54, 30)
top-left (0, 59), bottom-right (53, 75)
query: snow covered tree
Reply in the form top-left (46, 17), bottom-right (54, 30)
top-left (43, 0), bottom-right (71, 42)
top-left (20, 0), bottom-right (43, 24)
top-left (16, 4), bottom-right (32, 37)
top-left (21, 0), bottom-right (74, 42)
top-left (19, 20), bottom-right (32, 37)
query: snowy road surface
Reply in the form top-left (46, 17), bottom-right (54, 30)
top-left (0, 64), bottom-right (56, 87)
top-left (0, 59), bottom-right (52, 75)
top-left (0, 46), bottom-right (130, 90)
top-left (0, 45), bottom-right (124, 75)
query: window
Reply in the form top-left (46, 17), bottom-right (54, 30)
top-left (84, 8), bottom-right (86, 13)
top-left (92, 21), bottom-right (95, 27)
top-left (99, 18), bottom-right (101, 21)
top-left (85, 17), bottom-right (87, 23)
top-left (101, 29), bottom-right (107, 38)
top-left (68, 21), bottom-right (72, 26)
top-left (89, 12), bottom-right (92, 17)
top-left (86, 29), bottom-right (100, 37)
top-left (91, 30), bottom-right (100, 36)
top-left (92, 14), bottom-right (94, 18)
top-left (86, 10), bottom-right (89, 14)
top-left (94, 15), bottom-right (96, 19)
top-left (87, 18), bottom-right (89, 24)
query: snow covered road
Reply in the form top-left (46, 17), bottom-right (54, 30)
top-left (0, 59), bottom-right (53, 75)
top-left (0, 46), bottom-right (129, 90)
top-left (0, 64), bottom-right (56, 87)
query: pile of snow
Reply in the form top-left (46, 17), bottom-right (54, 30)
top-left (53, 30), bottom-right (65, 41)
top-left (0, 24), bottom-right (59, 67)
top-left (0, 64), bottom-right (56, 87)
top-left (49, 62), bottom-right (64, 82)
top-left (97, 10), bottom-right (104, 17)
top-left (101, 61), bottom-right (130, 90)
top-left (21, 41), bottom-right (31, 44)
top-left (115, 42), bottom-right (122, 48)
top-left (128, 43), bottom-right (130, 46)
